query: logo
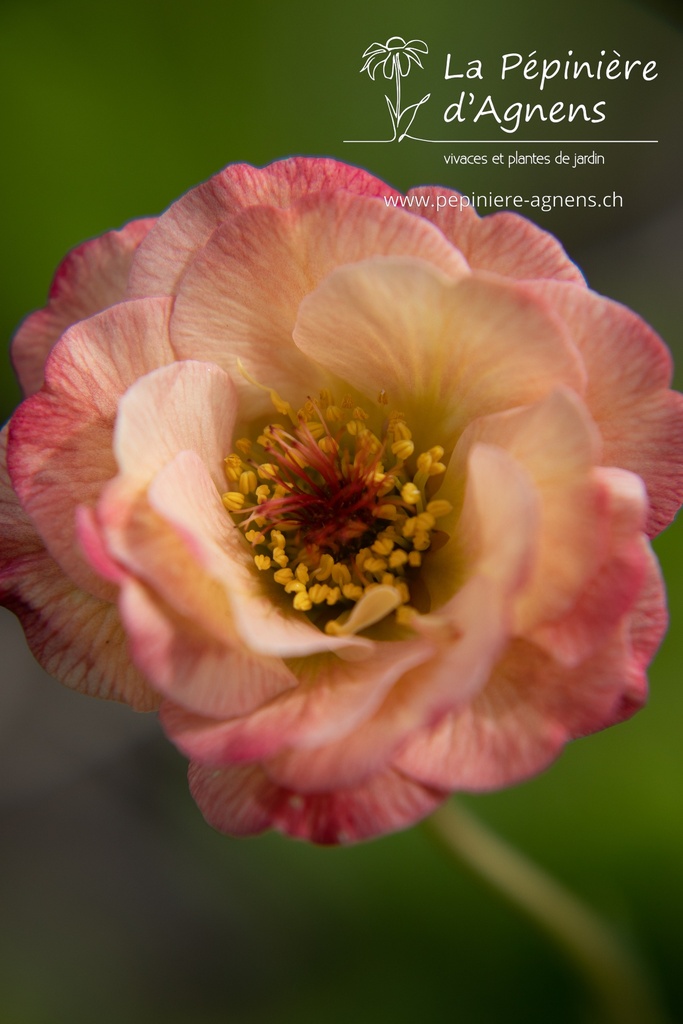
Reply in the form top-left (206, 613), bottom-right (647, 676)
top-left (356, 37), bottom-right (431, 143)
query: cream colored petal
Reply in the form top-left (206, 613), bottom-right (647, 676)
top-left (170, 193), bottom-right (468, 420)
top-left (293, 260), bottom-right (585, 451)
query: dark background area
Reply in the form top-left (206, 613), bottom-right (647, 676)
top-left (1, 1), bottom-right (681, 1021)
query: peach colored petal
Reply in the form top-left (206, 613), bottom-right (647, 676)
top-left (112, 359), bottom-right (237, 487)
top-left (170, 193), bottom-right (469, 420)
top-left (258, 445), bottom-right (540, 792)
top-left (148, 452), bottom-right (374, 661)
top-left (525, 280), bottom-right (683, 536)
top-left (408, 187), bottom-right (585, 284)
top-left (293, 262), bottom-right (585, 451)
top-left (119, 579), bottom-right (295, 717)
top-left (12, 219), bottom-right (155, 397)
top-left (450, 389), bottom-right (605, 632)
top-left (188, 760), bottom-right (445, 844)
top-left (0, 427), bottom-right (156, 710)
top-left (394, 618), bottom-right (654, 793)
top-left (530, 468), bottom-right (650, 665)
top-left (159, 637), bottom-right (432, 765)
top-left (103, 370), bottom-right (373, 660)
top-left (128, 158), bottom-right (401, 299)
top-left (7, 298), bottom-right (175, 600)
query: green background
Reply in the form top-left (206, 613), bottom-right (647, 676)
top-left (1, 1), bottom-right (681, 1022)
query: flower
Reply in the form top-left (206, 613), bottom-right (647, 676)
top-left (2, 158), bottom-right (682, 845)
top-left (360, 37), bottom-right (428, 80)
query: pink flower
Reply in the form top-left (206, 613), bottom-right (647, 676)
top-left (2, 159), bottom-right (682, 845)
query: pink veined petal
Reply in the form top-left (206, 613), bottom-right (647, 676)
top-left (0, 426), bottom-right (156, 710)
top-left (293, 261), bottom-right (586, 453)
top-left (447, 388), bottom-right (605, 633)
top-left (12, 218), bottom-right (155, 397)
top-left (142, 450), bottom-right (375, 661)
top-left (7, 297), bottom-right (175, 600)
top-left (394, 594), bottom-right (661, 795)
top-left (118, 578), bottom-right (296, 718)
top-left (128, 158), bottom-right (401, 298)
top-left (408, 188), bottom-right (585, 285)
top-left (188, 761), bottom-right (446, 845)
top-left (170, 192), bottom-right (469, 420)
top-left (530, 467), bottom-right (650, 665)
top-left (257, 445), bottom-right (539, 794)
top-left (396, 524), bottom-right (668, 794)
top-left (525, 279), bottom-right (683, 536)
top-left (100, 428), bottom-right (374, 667)
top-left (159, 637), bottom-right (432, 766)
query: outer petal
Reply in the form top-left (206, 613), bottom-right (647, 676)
top-left (447, 389), bottom-right (605, 632)
top-left (159, 637), bottom-right (432, 765)
top-left (170, 192), bottom-right (469, 419)
top-left (531, 468), bottom-right (650, 664)
top-left (0, 426), bottom-right (156, 709)
top-left (12, 219), bottom-right (155, 396)
top-left (525, 280), bottom-right (683, 536)
top-left (118, 579), bottom-right (296, 718)
top-left (128, 158), bottom-right (401, 298)
top-left (188, 761), bottom-right (445, 845)
top-left (293, 260), bottom-right (585, 452)
top-left (7, 297), bottom-right (175, 599)
top-left (408, 188), bottom-right (585, 285)
top-left (396, 545), bottom-right (667, 792)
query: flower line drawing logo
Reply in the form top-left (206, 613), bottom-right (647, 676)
top-left (358, 37), bottom-right (431, 142)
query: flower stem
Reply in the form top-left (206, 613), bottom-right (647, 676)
top-left (425, 799), bottom-right (671, 1024)
top-left (394, 54), bottom-right (401, 125)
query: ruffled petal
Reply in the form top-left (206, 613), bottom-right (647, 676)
top-left (7, 298), bottom-right (175, 599)
top-left (12, 219), bottom-right (155, 396)
top-left (397, 538), bottom-right (667, 792)
top-left (525, 280), bottom-right (683, 535)
top-left (0, 427), bottom-right (156, 710)
top-left (531, 468), bottom-right (650, 664)
top-left (188, 761), bottom-right (445, 845)
top-left (293, 261), bottom-right (586, 452)
top-left (408, 189), bottom-right (585, 284)
top-left (449, 389), bottom-right (605, 632)
top-left (160, 637), bottom-right (432, 765)
top-left (128, 158), bottom-right (401, 298)
top-left (259, 445), bottom-right (539, 792)
top-left (118, 578), bottom-right (295, 718)
top-left (170, 193), bottom-right (468, 420)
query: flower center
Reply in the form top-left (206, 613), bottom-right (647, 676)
top-left (221, 386), bottom-right (452, 636)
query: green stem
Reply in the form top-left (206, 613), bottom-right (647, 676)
top-left (425, 799), bottom-right (671, 1024)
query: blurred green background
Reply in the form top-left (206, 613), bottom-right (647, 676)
top-left (1, 1), bottom-right (681, 1022)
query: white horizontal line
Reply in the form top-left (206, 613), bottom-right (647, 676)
top-left (343, 139), bottom-right (658, 144)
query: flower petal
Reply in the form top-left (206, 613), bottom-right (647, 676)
top-left (160, 637), bottom-right (432, 765)
top-left (188, 761), bottom-right (445, 844)
top-left (260, 444), bottom-right (539, 792)
top-left (293, 261), bottom-right (585, 451)
top-left (99, 362), bottom-right (374, 664)
top-left (12, 219), bottom-right (155, 397)
top-left (8, 298), bottom-right (175, 599)
top-left (530, 467), bottom-right (650, 664)
top-left (0, 427), bottom-right (156, 709)
top-left (170, 193), bottom-right (468, 420)
top-left (128, 158), bottom-right (401, 298)
top-left (525, 280), bottom-right (683, 536)
top-left (408, 190), bottom-right (585, 284)
top-left (448, 389), bottom-right (604, 631)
